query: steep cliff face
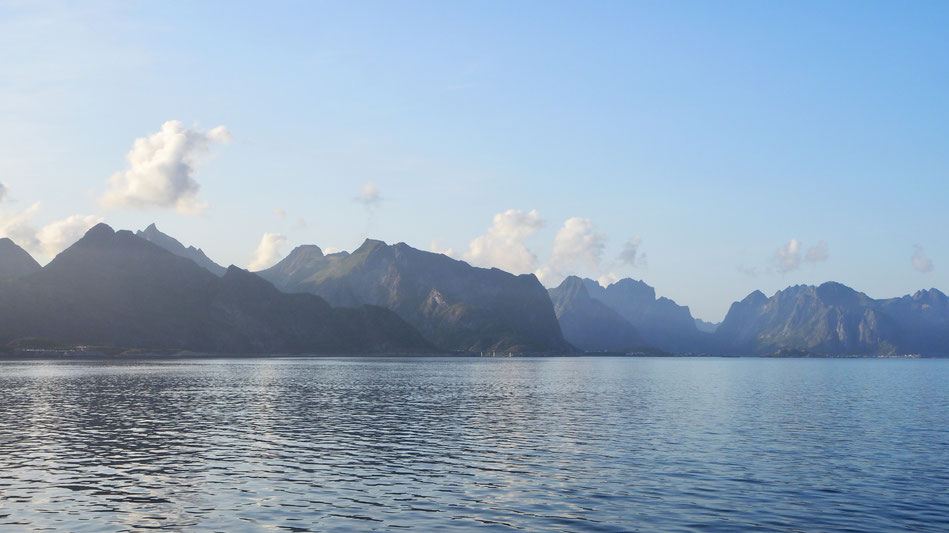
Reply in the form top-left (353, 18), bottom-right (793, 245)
top-left (0, 224), bottom-right (433, 354)
top-left (579, 278), bottom-right (709, 352)
top-left (260, 239), bottom-right (572, 353)
top-left (548, 276), bottom-right (643, 352)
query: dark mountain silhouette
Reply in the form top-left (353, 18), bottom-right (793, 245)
top-left (548, 276), bottom-right (644, 352)
top-left (0, 224), bottom-right (432, 354)
top-left (714, 282), bottom-right (949, 356)
top-left (259, 239), bottom-right (572, 353)
top-left (136, 223), bottom-right (226, 276)
top-left (578, 278), bottom-right (710, 352)
top-left (0, 238), bottom-right (40, 280)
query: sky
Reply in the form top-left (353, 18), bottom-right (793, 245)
top-left (0, 0), bottom-right (946, 321)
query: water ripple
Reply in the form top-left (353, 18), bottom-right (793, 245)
top-left (1, 357), bottom-right (948, 531)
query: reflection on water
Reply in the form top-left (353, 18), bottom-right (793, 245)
top-left (1, 357), bottom-right (948, 531)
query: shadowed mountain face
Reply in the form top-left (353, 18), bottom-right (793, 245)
top-left (136, 223), bottom-right (226, 276)
top-left (578, 278), bottom-right (709, 353)
top-left (0, 238), bottom-right (40, 280)
top-left (259, 239), bottom-right (572, 353)
top-left (715, 282), bottom-right (949, 356)
top-left (548, 276), bottom-right (643, 352)
top-left (0, 224), bottom-right (433, 354)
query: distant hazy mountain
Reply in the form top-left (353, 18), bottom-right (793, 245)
top-left (0, 224), bottom-right (432, 354)
top-left (0, 238), bottom-right (40, 280)
top-left (715, 282), bottom-right (949, 356)
top-left (136, 223), bottom-right (226, 276)
top-left (548, 276), bottom-right (644, 352)
top-left (259, 239), bottom-right (572, 353)
top-left (694, 318), bottom-right (720, 334)
top-left (577, 278), bottom-right (710, 352)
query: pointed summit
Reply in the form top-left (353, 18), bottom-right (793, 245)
top-left (0, 238), bottom-right (41, 280)
top-left (135, 223), bottom-right (226, 276)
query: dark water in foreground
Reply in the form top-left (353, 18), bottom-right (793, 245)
top-left (1, 357), bottom-right (948, 532)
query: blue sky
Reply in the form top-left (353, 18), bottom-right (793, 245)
top-left (1, 1), bottom-right (946, 321)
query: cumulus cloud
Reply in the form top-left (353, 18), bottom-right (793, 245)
top-left (774, 238), bottom-right (830, 273)
top-left (274, 208), bottom-right (287, 219)
top-left (774, 238), bottom-right (802, 273)
top-left (598, 272), bottom-right (620, 287)
top-left (0, 201), bottom-right (101, 259)
top-left (100, 120), bottom-right (231, 214)
top-left (248, 233), bottom-right (287, 271)
top-left (0, 182), bottom-right (8, 203)
top-left (462, 209), bottom-right (544, 274)
top-left (430, 240), bottom-right (457, 258)
top-left (912, 245), bottom-right (934, 273)
top-left (34, 214), bottom-right (103, 256)
top-left (0, 202), bottom-right (41, 249)
top-left (805, 240), bottom-right (829, 263)
top-left (355, 182), bottom-right (382, 206)
top-left (535, 217), bottom-right (606, 286)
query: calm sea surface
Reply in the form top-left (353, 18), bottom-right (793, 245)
top-left (1, 357), bottom-right (948, 532)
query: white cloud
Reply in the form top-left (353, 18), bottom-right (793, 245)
top-left (774, 238), bottom-right (829, 273)
top-left (535, 217), bottom-right (606, 286)
top-left (462, 209), bottom-right (544, 274)
top-left (274, 208), bottom-right (286, 219)
top-left (100, 120), bottom-right (231, 214)
top-left (774, 238), bottom-right (802, 273)
top-left (429, 240), bottom-right (457, 258)
top-left (0, 201), bottom-right (101, 259)
top-left (598, 272), bottom-right (620, 287)
top-left (34, 214), bottom-right (103, 256)
top-left (355, 182), bottom-right (381, 206)
top-left (912, 245), bottom-right (934, 273)
top-left (249, 233), bottom-right (287, 271)
top-left (805, 240), bottom-right (829, 263)
top-left (0, 202), bottom-right (41, 250)
top-left (0, 182), bottom-right (8, 203)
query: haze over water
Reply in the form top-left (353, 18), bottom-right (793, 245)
top-left (2, 357), bottom-right (948, 531)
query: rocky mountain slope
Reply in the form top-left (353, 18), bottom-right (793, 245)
top-left (259, 239), bottom-right (572, 353)
top-left (0, 225), bottom-right (432, 354)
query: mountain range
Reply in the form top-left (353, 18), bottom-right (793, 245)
top-left (0, 223), bottom-right (946, 357)
top-left (548, 276), bottom-right (644, 352)
top-left (0, 224), bottom-right (432, 355)
top-left (258, 239), bottom-right (572, 353)
top-left (714, 282), bottom-right (949, 356)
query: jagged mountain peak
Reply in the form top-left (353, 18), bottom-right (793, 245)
top-left (134, 223), bottom-right (226, 276)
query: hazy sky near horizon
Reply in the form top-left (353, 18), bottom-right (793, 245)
top-left (1, 1), bottom-right (947, 321)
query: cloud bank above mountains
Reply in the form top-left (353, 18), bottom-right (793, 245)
top-left (456, 209), bottom-right (642, 288)
top-left (0, 183), bottom-right (101, 260)
top-left (0, 116), bottom-right (936, 313)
